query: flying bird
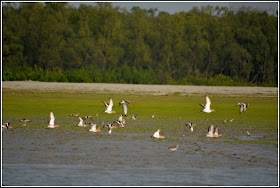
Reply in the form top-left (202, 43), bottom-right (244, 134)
top-left (78, 117), bottom-right (88, 127)
top-left (237, 102), bottom-right (249, 114)
top-left (102, 98), bottom-right (116, 114)
top-left (186, 122), bottom-right (196, 132)
top-left (89, 123), bottom-right (101, 132)
top-left (206, 124), bottom-right (222, 137)
top-left (106, 124), bottom-right (113, 135)
top-left (47, 111), bottom-right (59, 128)
top-left (130, 113), bottom-right (137, 120)
top-left (119, 100), bottom-right (133, 116)
top-left (199, 96), bottom-right (216, 113)
top-left (152, 129), bottom-right (165, 139)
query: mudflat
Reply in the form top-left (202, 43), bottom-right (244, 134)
top-left (2, 80), bottom-right (278, 96)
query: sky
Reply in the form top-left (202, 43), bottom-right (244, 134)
top-left (68, 1), bottom-right (278, 15)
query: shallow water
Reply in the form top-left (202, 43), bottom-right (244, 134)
top-left (2, 126), bottom-right (278, 186)
top-left (2, 164), bottom-right (278, 186)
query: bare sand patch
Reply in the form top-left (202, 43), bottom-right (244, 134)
top-left (2, 81), bottom-right (278, 96)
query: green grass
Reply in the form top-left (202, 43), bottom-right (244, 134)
top-left (2, 88), bottom-right (278, 145)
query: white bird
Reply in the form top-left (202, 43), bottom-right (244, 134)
top-left (199, 96), bottom-right (216, 113)
top-left (78, 117), bottom-right (88, 127)
top-left (89, 123), bottom-right (101, 132)
top-left (246, 131), bottom-right (251, 137)
top-left (106, 124), bottom-right (113, 135)
top-left (237, 102), bottom-right (249, 114)
top-left (119, 100), bottom-right (133, 116)
top-left (131, 113), bottom-right (137, 120)
top-left (186, 123), bottom-right (196, 132)
top-left (102, 98), bottom-right (116, 114)
top-left (206, 124), bottom-right (222, 137)
top-left (47, 111), bottom-right (59, 128)
top-left (151, 114), bottom-right (155, 118)
top-left (152, 129), bottom-right (165, 138)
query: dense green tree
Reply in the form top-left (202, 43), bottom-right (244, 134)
top-left (2, 2), bottom-right (278, 86)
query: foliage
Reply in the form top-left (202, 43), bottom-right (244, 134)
top-left (2, 2), bottom-right (278, 86)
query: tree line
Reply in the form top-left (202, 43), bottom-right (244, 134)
top-left (2, 2), bottom-right (278, 86)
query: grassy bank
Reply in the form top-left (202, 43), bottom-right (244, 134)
top-left (2, 88), bottom-right (278, 146)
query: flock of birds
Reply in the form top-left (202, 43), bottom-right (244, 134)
top-left (2, 95), bottom-right (250, 151)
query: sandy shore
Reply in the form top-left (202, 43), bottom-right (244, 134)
top-left (2, 81), bottom-right (278, 96)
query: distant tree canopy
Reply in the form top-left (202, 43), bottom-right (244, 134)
top-left (2, 2), bottom-right (278, 86)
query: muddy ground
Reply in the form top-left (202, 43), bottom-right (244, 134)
top-left (1, 81), bottom-right (279, 186)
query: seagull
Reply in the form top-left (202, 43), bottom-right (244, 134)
top-left (102, 98), bottom-right (116, 114)
top-left (237, 103), bottom-right (249, 114)
top-left (206, 124), bottom-right (222, 137)
top-left (131, 113), bottom-right (137, 120)
top-left (89, 123), bottom-right (101, 132)
top-left (78, 117), bottom-right (88, 127)
top-left (69, 113), bottom-right (79, 117)
top-left (199, 96), bottom-right (216, 113)
top-left (246, 131), bottom-right (251, 137)
top-left (152, 129), bottom-right (165, 139)
top-left (186, 123), bottom-right (196, 132)
top-left (46, 111), bottom-right (59, 128)
top-left (2, 122), bottom-right (13, 129)
top-left (21, 119), bottom-right (31, 126)
top-left (119, 100), bottom-right (133, 116)
top-left (168, 144), bottom-right (179, 151)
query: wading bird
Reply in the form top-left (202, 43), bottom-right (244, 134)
top-left (21, 119), bottom-right (31, 126)
top-left (69, 113), bottom-right (79, 117)
top-left (119, 100), bottom-right (133, 116)
top-left (246, 131), bottom-right (251, 137)
top-left (237, 102), bottom-right (249, 114)
top-left (199, 96), bottom-right (216, 113)
top-left (102, 98), bottom-right (116, 114)
top-left (152, 129), bottom-right (165, 139)
top-left (168, 144), bottom-right (179, 151)
top-left (47, 111), bottom-right (59, 128)
top-left (2, 122), bottom-right (13, 129)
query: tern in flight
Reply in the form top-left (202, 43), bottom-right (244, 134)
top-left (46, 111), bottom-right (59, 128)
top-left (199, 96), bottom-right (216, 113)
top-left (102, 98), bottom-right (116, 114)
top-left (206, 124), bottom-right (222, 137)
top-left (119, 100), bottom-right (133, 116)
top-left (237, 102), bottom-right (249, 114)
